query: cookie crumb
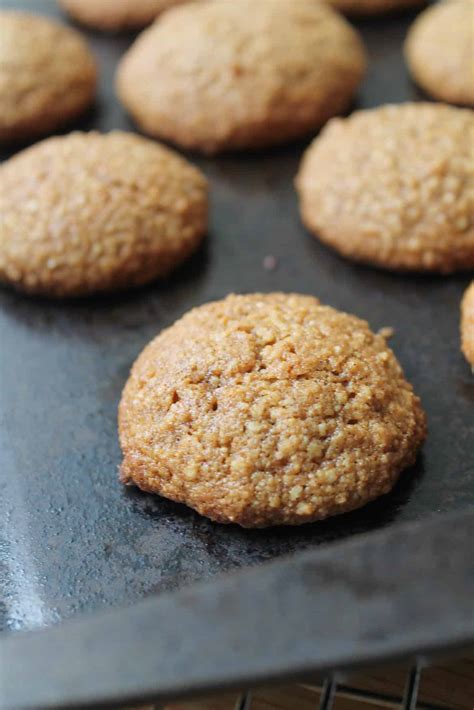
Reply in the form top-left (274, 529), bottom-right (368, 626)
top-left (378, 326), bottom-right (395, 339)
top-left (263, 255), bottom-right (278, 272)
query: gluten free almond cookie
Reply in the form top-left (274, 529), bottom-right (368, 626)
top-left (327, 0), bottom-right (424, 15)
top-left (116, 0), bottom-right (367, 153)
top-left (0, 131), bottom-right (208, 297)
top-left (119, 293), bottom-right (426, 528)
top-left (296, 103), bottom-right (474, 273)
top-left (461, 282), bottom-right (474, 366)
top-left (0, 11), bottom-right (97, 143)
top-left (58, 0), bottom-right (189, 31)
top-left (405, 0), bottom-right (474, 106)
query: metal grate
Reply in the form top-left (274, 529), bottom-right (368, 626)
top-left (232, 662), bottom-right (450, 710)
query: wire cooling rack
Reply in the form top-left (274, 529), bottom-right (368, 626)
top-left (143, 659), bottom-right (466, 709)
top-left (231, 662), bottom-right (450, 710)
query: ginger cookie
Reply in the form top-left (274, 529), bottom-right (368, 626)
top-left (59, 0), bottom-right (189, 31)
top-left (327, 0), bottom-right (424, 15)
top-left (0, 11), bottom-right (97, 143)
top-left (0, 131), bottom-right (208, 297)
top-left (296, 103), bottom-right (474, 273)
top-left (461, 282), bottom-right (474, 366)
top-left (116, 0), bottom-right (367, 153)
top-left (405, 0), bottom-right (474, 106)
top-left (119, 293), bottom-right (426, 527)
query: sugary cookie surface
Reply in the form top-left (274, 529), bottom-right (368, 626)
top-left (0, 131), bottom-right (208, 296)
top-left (297, 103), bottom-right (474, 272)
top-left (119, 293), bottom-right (426, 527)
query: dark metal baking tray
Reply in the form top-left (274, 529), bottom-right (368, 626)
top-left (1, 0), bottom-right (473, 697)
top-left (2, 509), bottom-right (474, 710)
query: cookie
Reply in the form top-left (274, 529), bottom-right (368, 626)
top-left (119, 293), bottom-right (426, 528)
top-left (405, 0), bottom-right (474, 106)
top-left (58, 0), bottom-right (188, 31)
top-left (327, 0), bottom-right (424, 15)
top-left (0, 131), bottom-right (208, 297)
top-left (296, 103), bottom-right (474, 273)
top-left (116, 0), bottom-right (367, 153)
top-left (461, 282), bottom-right (474, 366)
top-left (0, 11), bottom-right (97, 143)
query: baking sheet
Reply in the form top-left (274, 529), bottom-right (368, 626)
top-left (1, 0), bottom-right (473, 633)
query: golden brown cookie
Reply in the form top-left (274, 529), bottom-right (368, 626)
top-left (116, 0), bottom-right (367, 153)
top-left (296, 103), bottom-right (474, 273)
top-left (0, 131), bottom-right (208, 297)
top-left (461, 282), bottom-right (474, 366)
top-left (327, 0), bottom-right (424, 15)
top-left (405, 0), bottom-right (474, 106)
top-left (58, 0), bottom-right (189, 31)
top-left (119, 293), bottom-right (426, 528)
top-left (0, 11), bottom-right (97, 143)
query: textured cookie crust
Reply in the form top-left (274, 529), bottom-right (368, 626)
top-left (461, 282), bottom-right (474, 366)
top-left (59, 0), bottom-right (189, 31)
top-left (405, 0), bottom-right (474, 106)
top-left (116, 0), bottom-right (367, 153)
top-left (0, 131), bottom-right (208, 297)
top-left (119, 293), bottom-right (426, 528)
top-left (328, 0), bottom-right (424, 15)
top-left (0, 11), bottom-right (97, 143)
top-left (296, 103), bottom-right (474, 273)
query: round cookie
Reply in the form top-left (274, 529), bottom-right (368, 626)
top-left (461, 282), bottom-right (474, 367)
top-left (0, 11), bottom-right (97, 143)
top-left (296, 103), bottom-right (474, 273)
top-left (327, 0), bottom-right (424, 15)
top-left (0, 131), bottom-right (208, 297)
top-left (405, 0), bottom-right (474, 106)
top-left (116, 0), bottom-right (367, 153)
top-left (119, 293), bottom-right (426, 528)
top-left (58, 0), bottom-right (189, 31)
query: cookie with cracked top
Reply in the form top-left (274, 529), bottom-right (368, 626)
top-left (119, 293), bottom-right (426, 527)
